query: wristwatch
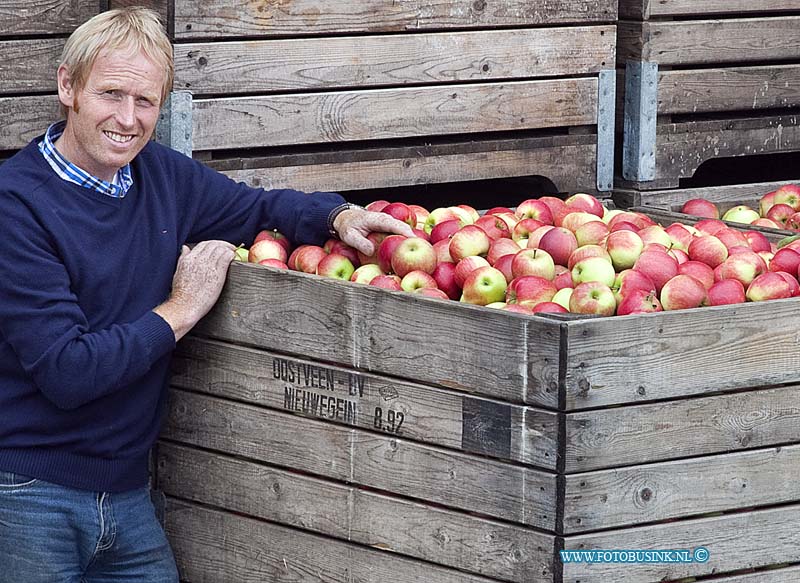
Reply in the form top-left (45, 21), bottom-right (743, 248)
top-left (327, 203), bottom-right (365, 238)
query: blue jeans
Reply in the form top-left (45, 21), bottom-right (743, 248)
top-left (0, 470), bottom-right (178, 583)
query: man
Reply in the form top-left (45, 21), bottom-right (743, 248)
top-left (0, 8), bottom-right (412, 582)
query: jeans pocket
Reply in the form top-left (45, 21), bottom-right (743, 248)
top-left (0, 470), bottom-right (38, 490)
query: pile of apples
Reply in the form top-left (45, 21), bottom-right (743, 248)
top-left (682, 183), bottom-right (800, 228)
top-left (241, 192), bottom-right (800, 316)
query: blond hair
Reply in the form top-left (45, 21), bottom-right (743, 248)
top-left (59, 8), bottom-right (173, 114)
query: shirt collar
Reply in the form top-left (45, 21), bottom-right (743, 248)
top-left (38, 121), bottom-right (133, 198)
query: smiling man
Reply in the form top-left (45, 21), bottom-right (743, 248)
top-left (0, 8), bottom-right (411, 582)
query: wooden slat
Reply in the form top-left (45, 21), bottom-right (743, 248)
top-left (0, 0), bottom-right (101, 37)
top-left (618, 17), bottom-right (800, 66)
top-left (107, 0), bottom-right (168, 29)
top-left (157, 443), bottom-right (556, 583)
top-left (614, 179), bottom-right (799, 209)
top-left (163, 390), bottom-right (558, 530)
top-left (0, 95), bottom-right (59, 150)
top-left (173, 0), bottom-right (618, 39)
top-left (657, 65), bottom-right (800, 115)
top-left (192, 78), bottom-right (599, 150)
top-left (215, 139), bottom-right (599, 195)
top-left (562, 299), bottom-right (800, 409)
top-left (709, 566), bottom-right (800, 582)
top-left (172, 337), bottom-right (559, 470)
top-left (562, 504), bottom-right (800, 582)
top-left (195, 263), bottom-right (563, 408)
top-left (565, 385), bottom-right (800, 472)
top-left (620, 0), bottom-right (800, 19)
top-left (175, 27), bottom-right (615, 94)
top-left (165, 499), bottom-right (506, 583)
top-left (0, 39), bottom-right (62, 94)
top-left (563, 443), bottom-right (800, 533)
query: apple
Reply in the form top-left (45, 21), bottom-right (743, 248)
top-left (424, 207), bottom-right (462, 234)
top-left (408, 204), bottom-right (430, 230)
top-left (759, 190), bottom-right (777, 216)
top-left (554, 266), bottom-right (574, 290)
top-left (569, 281), bottom-right (616, 316)
top-left (316, 253), bottom-right (355, 280)
top-left (638, 225), bottom-right (673, 249)
top-left (677, 260), bottom-right (715, 290)
top-left (707, 279), bottom-right (746, 306)
top-left (575, 220), bottom-right (610, 247)
top-left (567, 244), bottom-right (610, 271)
top-left (769, 247), bottom-right (800, 273)
top-left (287, 244), bottom-right (310, 270)
top-left (670, 248), bottom-right (689, 264)
top-left (412, 228), bottom-right (431, 242)
top-left (609, 220), bottom-right (641, 233)
top-left (660, 274), bottom-right (708, 311)
top-left (606, 230), bottom-right (644, 271)
top-left (752, 218), bottom-right (782, 229)
top-left (552, 287), bottom-right (573, 310)
top-left (414, 287), bottom-right (450, 300)
top-left (494, 212), bottom-right (520, 231)
top-left (538, 196), bottom-right (567, 220)
top-left (776, 271), bottom-right (800, 296)
top-left (449, 205), bottom-right (476, 226)
top-left (715, 228), bottom-right (750, 251)
top-left (257, 259), bottom-right (288, 269)
top-left (766, 203), bottom-right (795, 227)
top-left (253, 228), bottom-right (292, 254)
top-left (369, 274), bottom-right (402, 290)
top-left (454, 256), bottom-right (491, 288)
top-left (515, 199), bottom-right (554, 224)
top-left (429, 219), bottom-right (462, 244)
top-left (787, 212), bottom-right (800, 230)
top-left (564, 192), bottom-right (605, 218)
top-left (351, 263), bottom-right (384, 284)
top-left (357, 232), bottom-right (389, 266)
top-left (681, 198), bottom-right (720, 219)
top-left (377, 234), bottom-right (408, 273)
top-left (323, 239), bottom-right (360, 267)
top-left (538, 227), bottom-right (578, 268)
top-left (694, 219), bottom-right (727, 236)
top-left (526, 225), bottom-right (556, 249)
top-left (475, 214), bottom-right (512, 240)
top-left (432, 261), bottom-right (461, 300)
top-left (487, 238), bottom-right (522, 265)
top-left (294, 245), bottom-right (328, 274)
top-left (744, 231), bottom-right (771, 253)
top-left (511, 248), bottom-right (556, 280)
top-left (461, 266), bottom-right (508, 305)
top-left (365, 200), bottom-right (390, 212)
top-left (633, 250), bottom-right (679, 293)
top-left (571, 256), bottom-right (616, 287)
top-left (532, 302), bottom-right (569, 314)
top-left (773, 184), bottom-right (800, 211)
top-left (716, 252), bottom-right (766, 287)
top-left (493, 253), bottom-right (515, 283)
top-left (687, 235), bottom-right (728, 268)
top-left (746, 272), bottom-right (793, 301)
top-left (234, 246), bottom-right (249, 262)
top-left (664, 223), bottom-right (694, 251)
top-left (391, 237), bottom-right (437, 277)
top-left (248, 238), bottom-right (289, 264)
top-left (612, 269), bottom-right (656, 304)
top-left (449, 225), bottom-right (491, 262)
top-left (433, 239), bottom-right (454, 264)
top-left (506, 275), bottom-right (557, 306)
top-left (512, 218), bottom-right (546, 242)
top-left (721, 205), bottom-right (760, 224)
top-left (485, 206), bottom-right (515, 216)
top-left (616, 289), bottom-right (663, 316)
top-left (400, 270), bottom-right (438, 292)
top-left (561, 211), bottom-right (600, 234)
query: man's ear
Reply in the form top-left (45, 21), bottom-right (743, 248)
top-left (57, 64), bottom-right (75, 110)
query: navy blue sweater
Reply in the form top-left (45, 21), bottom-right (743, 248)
top-left (0, 138), bottom-right (344, 492)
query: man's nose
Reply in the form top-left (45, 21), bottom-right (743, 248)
top-left (115, 97), bottom-right (136, 127)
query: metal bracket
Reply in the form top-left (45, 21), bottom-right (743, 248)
top-left (596, 69), bottom-right (616, 192)
top-left (156, 90), bottom-right (193, 157)
top-left (622, 61), bottom-right (658, 182)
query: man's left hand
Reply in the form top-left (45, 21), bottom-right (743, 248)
top-left (333, 208), bottom-right (415, 255)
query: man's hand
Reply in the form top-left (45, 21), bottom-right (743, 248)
top-left (333, 208), bottom-right (415, 255)
top-left (153, 240), bottom-right (236, 341)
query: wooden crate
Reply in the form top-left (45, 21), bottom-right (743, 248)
top-left (158, 259), bottom-right (800, 582)
top-left (168, 0), bottom-right (618, 195)
top-left (616, 0), bottom-right (800, 189)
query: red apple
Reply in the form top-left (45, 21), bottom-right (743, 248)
top-left (773, 184), bottom-right (800, 211)
top-left (569, 281), bottom-right (616, 316)
top-left (414, 287), bottom-right (449, 300)
top-left (511, 248), bottom-right (556, 280)
top-left (746, 272), bottom-right (793, 301)
top-left (681, 198), bottom-right (719, 219)
top-left (777, 271), bottom-right (800, 296)
top-left (575, 220), bottom-right (610, 247)
top-left (454, 256), bottom-right (491, 288)
top-left (677, 260), bottom-right (715, 290)
top-left (538, 227), bottom-right (578, 268)
top-left (351, 263), bottom-right (384, 284)
top-left (694, 219), bottom-right (727, 236)
top-left (716, 252), bottom-right (766, 287)
top-left (766, 203), bottom-right (795, 227)
top-left (365, 200), bottom-right (390, 212)
top-left (537, 196), bottom-right (567, 220)
top-left (664, 223), bottom-right (695, 251)
top-left (687, 235), bottom-right (728, 268)
top-left (493, 254), bottom-right (515, 283)
top-left (512, 218), bottom-right (546, 243)
top-left (633, 250), bottom-right (679, 293)
top-left (316, 253), bottom-right (355, 280)
top-left (506, 275), bottom-right (557, 306)
top-left (487, 238), bottom-right (522, 265)
top-left (515, 199), bottom-right (554, 224)
top-left (369, 274), bottom-right (402, 290)
top-left (526, 225), bottom-right (555, 249)
top-left (429, 219), bottom-right (462, 245)
top-left (531, 302), bottom-right (569, 314)
top-left (449, 225), bottom-right (491, 261)
top-left (770, 247), bottom-right (800, 273)
top-left (357, 232), bottom-right (389, 266)
top-left (613, 269), bottom-right (657, 304)
top-left (707, 279), bottom-right (746, 306)
top-left (606, 230), bottom-right (644, 271)
top-left (253, 228), bottom-right (292, 254)
top-left (660, 274), bottom-right (708, 310)
top-left (377, 234), bottom-right (408, 273)
top-left (461, 266), bottom-right (508, 305)
top-left (294, 245), bottom-right (328, 274)
top-left (248, 238), bottom-right (289, 264)
top-left (432, 262), bottom-right (461, 300)
top-left (616, 288), bottom-right (663, 316)
top-left (564, 192), bottom-right (604, 218)
top-left (257, 259), bottom-right (288, 270)
top-left (567, 244), bottom-right (611, 271)
top-left (400, 270), bottom-right (438, 292)
top-left (391, 237), bottom-right (437, 277)
top-left (433, 239), bottom-right (454, 264)
top-left (408, 204), bottom-right (430, 230)
top-left (475, 214), bottom-right (512, 240)
top-left (323, 239), bottom-right (360, 267)
top-left (744, 230), bottom-right (771, 253)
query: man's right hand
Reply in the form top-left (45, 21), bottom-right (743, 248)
top-left (153, 240), bottom-right (236, 341)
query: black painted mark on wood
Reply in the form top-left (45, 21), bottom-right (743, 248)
top-left (461, 398), bottom-right (512, 459)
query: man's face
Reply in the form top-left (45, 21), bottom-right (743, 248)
top-left (56, 48), bottom-right (164, 182)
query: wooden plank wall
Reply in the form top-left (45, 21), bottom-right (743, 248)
top-left (172, 0), bottom-right (616, 194)
top-left (616, 0), bottom-right (800, 191)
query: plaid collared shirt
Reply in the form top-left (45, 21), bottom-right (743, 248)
top-left (38, 121), bottom-right (133, 198)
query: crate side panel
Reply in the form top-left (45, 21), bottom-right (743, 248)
top-left (0, 0), bottom-right (101, 36)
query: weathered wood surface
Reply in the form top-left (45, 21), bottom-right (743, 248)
top-left (710, 565), bottom-right (800, 582)
top-left (165, 499), bottom-right (506, 583)
top-left (174, 27), bottom-right (615, 94)
top-left (0, 95), bottom-right (59, 151)
top-left (0, 0), bottom-right (101, 36)
top-left (163, 389), bottom-right (558, 530)
top-left (192, 78), bottom-right (599, 151)
top-left (614, 179), bottom-right (799, 209)
top-left (619, 0), bottom-right (800, 19)
top-left (618, 18), bottom-right (800, 66)
top-left (157, 443), bottom-right (556, 583)
top-left (173, 0), bottom-right (618, 39)
top-left (562, 298), bottom-right (800, 409)
top-left (172, 336), bottom-right (559, 470)
top-left (194, 263), bottom-right (563, 408)
top-left (563, 443), bottom-right (800, 533)
top-left (107, 0), bottom-right (168, 28)
top-left (562, 504), bottom-right (800, 582)
top-left (565, 384), bottom-right (800, 472)
top-left (0, 39), bottom-right (61, 94)
top-left (657, 65), bottom-right (800, 115)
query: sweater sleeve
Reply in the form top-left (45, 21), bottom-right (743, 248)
top-left (0, 193), bottom-right (176, 411)
top-left (157, 146), bottom-right (346, 247)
